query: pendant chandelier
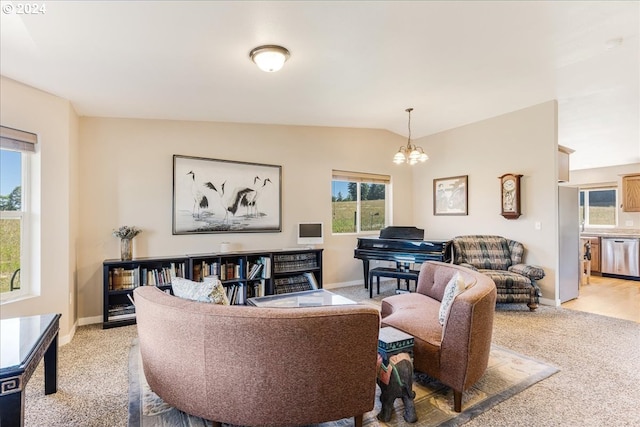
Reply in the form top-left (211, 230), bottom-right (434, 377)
top-left (393, 108), bottom-right (429, 165)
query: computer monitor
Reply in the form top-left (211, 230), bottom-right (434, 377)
top-left (297, 223), bottom-right (323, 245)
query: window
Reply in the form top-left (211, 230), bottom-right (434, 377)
top-left (579, 187), bottom-right (617, 227)
top-left (331, 170), bottom-right (390, 234)
top-left (1, 126), bottom-right (36, 300)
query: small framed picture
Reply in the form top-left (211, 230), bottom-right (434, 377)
top-left (433, 175), bottom-right (468, 216)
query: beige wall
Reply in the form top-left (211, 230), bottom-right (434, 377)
top-left (567, 163), bottom-right (640, 230)
top-left (0, 76), bottom-right (79, 343)
top-left (411, 101), bottom-right (561, 303)
top-left (2, 76), bottom-right (567, 334)
top-left (77, 118), bottom-right (413, 320)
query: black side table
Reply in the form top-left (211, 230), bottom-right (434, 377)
top-left (0, 313), bottom-right (61, 427)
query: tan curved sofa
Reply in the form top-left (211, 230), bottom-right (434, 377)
top-left (380, 261), bottom-right (497, 412)
top-left (134, 286), bottom-right (381, 427)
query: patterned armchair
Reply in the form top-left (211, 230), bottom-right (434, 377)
top-left (452, 235), bottom-right (545, 311)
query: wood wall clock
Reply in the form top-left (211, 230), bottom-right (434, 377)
top-left (499, 173), bottom-right (523, 219)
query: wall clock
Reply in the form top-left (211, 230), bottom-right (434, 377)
top-left (499, 173), bottom-right (523, 219)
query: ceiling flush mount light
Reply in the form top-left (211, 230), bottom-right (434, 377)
top-left (393, 108), bottom-right (429, 165)
top-left (249, 45), bottom-right (290, 72)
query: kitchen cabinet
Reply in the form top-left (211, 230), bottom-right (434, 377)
top-left (558, 145), bottom-right (574, 182)
top-left (621, 174), bottom-right (640, 212)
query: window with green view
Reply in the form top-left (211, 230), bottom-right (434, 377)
top-left (1, 149), bottom-right (23, 295)
top-left (331, 171), bottom-right (389, 234)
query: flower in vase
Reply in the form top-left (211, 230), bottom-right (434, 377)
top-left (112, 226), bottom-right (142, 239)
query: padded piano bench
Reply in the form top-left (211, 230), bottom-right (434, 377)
top-left (369, 267), bottom-right (420, 298)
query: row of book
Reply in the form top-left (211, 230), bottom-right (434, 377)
top-left (274, 259), bottom-right (318, 273)
top-left (224, 279), bottom-right (269, 305)
top-left (107, 303), bottom-right (135, 321)
top-left (273, 273), bottom-right (318, 294)
top-left (109, 263), bottom-right (185, 290)
top-left (226, 284), bottom-right (245, 305)
top-left (193, 256), bottom-right (272, 282)
top-left (273, 252), bottom-right (317, 262)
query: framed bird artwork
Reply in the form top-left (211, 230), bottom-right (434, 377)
top-left (173, 155), bottom-right (282, 234)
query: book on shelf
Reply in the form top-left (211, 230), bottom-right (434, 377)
top-left (273, 252), bottom-right (318, 273)
top-left (110, 267), bottom-right (139, 290)
top-left (193, 263), bottom-right (202, 282)
top-left (144, 263), bottom-right (184, 287)
top-left (224, 283), bottom-right (246, 305)
top-left (274, 275), bottom-right (313, 294)
top-left (108, 303), bottom-right (135, 320)
top-left (303, 272), bottom-right (319, 290)
top-left (199, 260), bottom-right (220, 281)
top-left (260, 256), bottom-right (271, 278)
top-left (248, 262), bottom-right (264, 280)
top-left (108, 312), bottom-right (136, 321)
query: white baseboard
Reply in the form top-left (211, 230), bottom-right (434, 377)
top-left (59, 321), bottom-right (77, 346)
top-left (79, 315), bottom-right (103, 326)
top-left (539, 297), bottom-right (561, 307)
top-left (323, 280), bottom-right (362, 289)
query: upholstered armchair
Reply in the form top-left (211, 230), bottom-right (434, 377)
top-left (452, 235), bottom-right (545, 311)
top-left (380, 261), bottom-right (497, 412)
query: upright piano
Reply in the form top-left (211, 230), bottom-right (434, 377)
top-left (354, 226), bottom-right (452, 289)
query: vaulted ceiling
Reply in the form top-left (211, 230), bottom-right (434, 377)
top-left (1, 1), bottom-right (638, 170)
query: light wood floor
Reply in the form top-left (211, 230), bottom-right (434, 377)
top-left (562, 274), bottom-right (640, 323)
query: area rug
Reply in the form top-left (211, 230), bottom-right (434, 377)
top-left (128, 339), bottom-right (558, 427)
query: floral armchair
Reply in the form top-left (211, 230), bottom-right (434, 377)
top-left (452, 235), bottom-right (545, 311)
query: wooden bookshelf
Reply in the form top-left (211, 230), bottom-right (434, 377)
top-left (103, 249), bottom-right (323, 328)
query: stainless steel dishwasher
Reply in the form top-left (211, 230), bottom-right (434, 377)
top-left (601, 238), bottom-right (640, 277)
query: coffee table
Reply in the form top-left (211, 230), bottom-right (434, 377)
top-left (0, 313), bottom-right (61, 427)
top-left (247, 289), bottom-right (357, 308)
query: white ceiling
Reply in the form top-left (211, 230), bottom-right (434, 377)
top-left (1, 1), bottom-right (638, 170)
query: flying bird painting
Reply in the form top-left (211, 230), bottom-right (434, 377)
top-left (173, 155), bottom-right (281, 234)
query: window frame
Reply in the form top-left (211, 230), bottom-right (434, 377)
top-left (331, 170), bottom-right (391, 235)
top-left (579, 186), bottom-right (618, 229)
top-left (0, 125), bottom-right (35, 301)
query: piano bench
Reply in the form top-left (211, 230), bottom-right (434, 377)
top-left (368, 267), bottom-right (420, 298)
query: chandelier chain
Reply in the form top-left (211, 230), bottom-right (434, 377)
top-left (406, 107), bottom-right (413, 144)
top-left (392, 107), bottom-right (428, 165)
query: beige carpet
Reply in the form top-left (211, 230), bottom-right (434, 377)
top-left (22, 281), bottom-right (640, 426)
top-left (129, 332), bottom-right (558, 426)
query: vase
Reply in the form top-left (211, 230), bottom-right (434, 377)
top-left (120, 238), bottom-right (133, 261)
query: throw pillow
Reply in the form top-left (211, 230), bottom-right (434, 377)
top-left (172, 277), bottom-right (229, 305)
top-left (204, 276), bottom-right (230, 305)
top-left (438, 272), bottom-right (466, 326)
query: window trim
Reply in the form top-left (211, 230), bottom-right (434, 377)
top-left (0, 125), bottom-right (35, 301)
top-left (579, 186), bottom-right (618, 229)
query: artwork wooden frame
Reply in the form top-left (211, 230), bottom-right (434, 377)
top-left (433, 175), bottom-right (468, 216)
top-left (173, 155), bottom-right (282, 234)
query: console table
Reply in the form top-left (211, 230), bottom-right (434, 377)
top-left (0, 313), bottom-right (61, 427)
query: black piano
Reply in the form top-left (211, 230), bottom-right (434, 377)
top-left (354, 226), bottom-right (452, 289)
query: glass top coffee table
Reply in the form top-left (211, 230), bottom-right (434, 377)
top-left (247, 289), bottom-right (357, 308)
